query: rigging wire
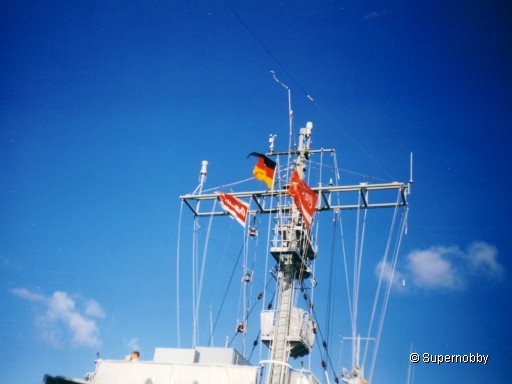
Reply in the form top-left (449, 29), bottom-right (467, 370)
top-left (220, 0), bottom-right (308, 96)
top-left (308, 159), bottom-right (387, 183)
top-left (210, 216), bottom-right (237, 324)
top-left (236, 272), bottom-right (244, 348)
top-left (248, 330), bottom-right (261, 360)
top-left (207, 243), bottom-right (245, 347)
top-left (193, 199), bottom-right (218, 346)
top-left (302, 152), bottom-right (318, 373)
top-left (330, 152), bottom-right (355, 375)
top-left (362, 192), bottom-right (401, 366)
top-left (192, 217), bottom-right (199, 347)
top-left (310, 217), bottom-right (320, 372)
top-left (201, 177), bottom-right (255, 194)
top-left (351, 194), bottom-right (361, 366)
top-left (368, 207), bottom-right (408, 383)
top-left (310, 101), bottom-right (395, 181)
top-left (240, 214), bottom-right (261, 354)
top-left (315, 150), bottom-right (351, 382)
top-left (248, 215), bottom-right (261, 299)
top-left (237, 212), bottom-right (251, 354)
top-left (176, 200), bottom-right (185, 347)
top-left (355, 205), bottom-right (369, 330)
top-left (338, 210), bottom-right (353, 340)
top-left (229, 288), bottom-right (266, 348)
top-left (324, 214), bottom-right (337, 363)
top-left (301, 281), bottom-right (339, 383)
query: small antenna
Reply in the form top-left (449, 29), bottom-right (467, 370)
top-left (409, 152), bottom-right (414, 183)
top-left (269, 134), bottom-right (276, 153)
top-left (200, 160), bottom-right (208, 184)
top-left (270, 71), bottom-right (294, 150)
top-left (409, 152), bottom-right (413, 195)
top-left (270, 70), bottom-right (289, 90)
top-left (192, 160), bottom-right (208, 195)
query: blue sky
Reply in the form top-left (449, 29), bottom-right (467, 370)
top-left (1, 1), bottom-right (511, 383)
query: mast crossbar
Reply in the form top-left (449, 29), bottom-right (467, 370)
top-left (180, 182), bottom-right (409, 217)
top-left (268, 148), bottom-right (335, 156)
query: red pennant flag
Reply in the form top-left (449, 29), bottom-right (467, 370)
top-left (217, 192), bottom-right (249, 227)
top-left (287, 170), bottom-right (318, 228)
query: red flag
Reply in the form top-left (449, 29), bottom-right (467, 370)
top-left (217, 192), bottom-right (249, 227)
top-left (287, 170), bottom-right (318, 228)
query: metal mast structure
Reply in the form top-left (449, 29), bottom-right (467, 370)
top-left (181, 128), bottom-right (411, 384)
top-left (266, 123), bottom-right (314, 384)
top-left (180, 81), bottom-right (411, 384)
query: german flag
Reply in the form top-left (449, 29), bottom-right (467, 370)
top-left (248, 152), bottom-right (276, 189)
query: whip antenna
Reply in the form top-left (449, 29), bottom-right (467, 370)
top-left (270, 71), bottom-right (294, 150)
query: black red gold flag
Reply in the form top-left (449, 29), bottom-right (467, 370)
top-left (248, 152), bottom-right (276, 189)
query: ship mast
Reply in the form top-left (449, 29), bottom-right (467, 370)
top-left (179, 85), bottom-right (411, 383)
top-left (268, 123), bottom-right (313, 384)
top-left (180, 148), bottom-right (410, 384)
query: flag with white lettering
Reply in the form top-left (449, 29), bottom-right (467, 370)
top-left (217, 192), bottom-right (250, 227)
top-left (287, 170), bottom-right (318, 228)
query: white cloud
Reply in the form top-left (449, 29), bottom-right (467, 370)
top-left (10, 287), bottom-right (46, 302)
top-left (466, 241), bottom-right (504, 280)
top-left (10, 288), bottom-right (105, 349)
top-left (375, 260), bottom-right (405, 291)
top-left (85, 299), bottom-right (106, 318)
top-left (67, 311), bottom-right (101, 347)
top-left (384, 241), bottom-right (505, 292)
top-left (407, 246), bottom-right (464, 290)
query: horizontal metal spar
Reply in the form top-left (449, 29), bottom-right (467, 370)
top-left (266, 148), bottom-right (336, 156)
top-left (180, 181), bottom-right (409, 200)
top-left (180, 182), bottom-right (410, 216)
top-left (182, 203), bottom-right (408, 218)
top-left (317, 182), bottom-right (409, 209)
